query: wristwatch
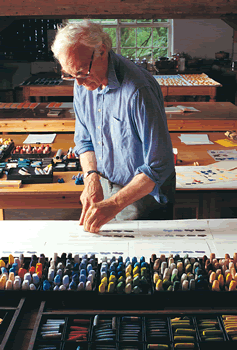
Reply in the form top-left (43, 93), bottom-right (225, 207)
top-left (83, 170), bottom-right (101, 180)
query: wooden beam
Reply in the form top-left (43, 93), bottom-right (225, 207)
top-left (0, 0), bottom-right (236, 18)
top-left (0, 17), bottom-right (15, 32)
top-left (222, 15), bottom-right (237, 31)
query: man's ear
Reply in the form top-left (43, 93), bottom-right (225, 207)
top-left (100, 43), bottom-right (107, 57)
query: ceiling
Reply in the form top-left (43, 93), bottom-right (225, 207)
top-left (0, 0), bottom-right (237, 19)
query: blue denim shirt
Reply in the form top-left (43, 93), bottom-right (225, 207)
top-left (73, 50), bottom-right (174, 204)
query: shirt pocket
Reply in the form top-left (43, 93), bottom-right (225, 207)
top-left (111, 116), bottom-right (132, 150)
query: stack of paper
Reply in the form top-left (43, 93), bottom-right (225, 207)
top-left (179, 134), bottom-right (214, 145)
top-left (165, 105), bottom-right (201, 114)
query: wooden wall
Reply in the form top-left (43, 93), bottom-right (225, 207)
top-left (0, 0), bottom-right (237, 19)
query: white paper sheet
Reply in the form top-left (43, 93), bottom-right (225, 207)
top-left (178, 134), bottom-right (213, 145)
top-left (137, 219), bottom-right (212, 238)
top-left (211, 241), bottom-right (237, 257)
top-left (1, 219), bottom-right (237, 259)
top-left (175, 165), bottom-right (237, 189)
top-left (207, 149), bottom-right (237, 162)
top-left (23, 133), bottom-right (57, 144)
top-left (130, 239), bottom-right (211, 260)
top-left (207, 219), bottom-right (237, 241)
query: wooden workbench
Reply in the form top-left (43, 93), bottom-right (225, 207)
top-left (161, 85), bottom-right (217, 102)
top-left (0, 103), bottom-right (75, 133)
top-left (21, 80), bottom-right (73, 102)
top-left (1, 132), bottom-right (237, 221)
top-left (166, 102), bottom-right (237, 131)
top-left (20, 75), bottom-right (218, 103)
top-left (0, 102), bottom-right (237, 133)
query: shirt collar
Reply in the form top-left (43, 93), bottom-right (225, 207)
top-left (106, 50), bottom-right (121, 90)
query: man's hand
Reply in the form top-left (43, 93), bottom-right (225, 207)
top-left (83, 200), bottom-right (120, 233)
top-left (79, 174), bottom-right (104, 226)
top-left (80, 172), bottom-right (156, 233)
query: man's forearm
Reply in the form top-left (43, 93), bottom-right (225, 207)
top-left (80, 151), bottom-right (97, 173)
top-left (107, 172), bottom-right (156, 212)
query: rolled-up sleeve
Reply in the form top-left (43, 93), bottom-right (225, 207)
top-left (132, 86), bottom-right (174, 203)
top-left (73, 83), bottom-right (94, 157)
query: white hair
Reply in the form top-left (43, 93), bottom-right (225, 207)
top-left (51, 19), bottom-right (112, 60)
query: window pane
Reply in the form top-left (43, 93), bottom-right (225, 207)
top-left (103, 28), bottom-right (117, 47)
top-left (153, 47), bottom-right (168, 60)
top-left (121, 19), bottom-right (136, 23)
top-left (101, 19), bottom-right (117, 24)
top-left (121, 48), bottom-right (136, 59)
top-left (137, 19), bottom-right (152, 23)
top-left (137, 27), bottom-right (152, 47)
top-left (153, 19), bottom-right (168, 22)
top-left (153, 27), bottom-right (168, 47)
top-left (68, 19), bottom-right (84, 22)
top-left (121, 28), bottom-right (136, 47)
top-left (136, 48), bottom-right (152, 61)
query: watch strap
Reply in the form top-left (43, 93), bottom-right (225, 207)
top-left (84, 170), bottom-right (101, 179)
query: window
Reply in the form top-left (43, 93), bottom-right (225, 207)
top-left (67, 19), bottom-right (173, 61)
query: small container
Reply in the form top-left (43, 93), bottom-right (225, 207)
top-left (0, 141), bottom-right (14, 161)
top-left (141, 58), bottom-right (147, 69)
top-left (11, 146), bottom-right (51, 159)
top-left (232, 61), bottom-right (237, 71)
top-left (7, 167), bottom-right (53, 184)
top-left (215, 51), bottom-right (229, 60)
top-left (53, 163), bottom-right (67, 172)
top-left (178, 57), bottom-right (185, 72)
top-left (135, 58), bottom-right (141, 66)
top-left (173, 148), bottom-right (178, 165)
top-left (36, 315), bottom-right (67, 341)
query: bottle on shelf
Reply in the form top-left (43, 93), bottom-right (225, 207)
top-left (147, 57), bottom-right (156, 74)
top-left (178, 56), bottom-right (185, 72)
top-left (141, 57), bottom-right (147, 69)
top-left (134, 57), bottom-right (141, 66)
top-left (175, 53), bottom-right (180, 72)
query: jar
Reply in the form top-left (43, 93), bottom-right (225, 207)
top-left (178, 57), bottom-right (185, 72)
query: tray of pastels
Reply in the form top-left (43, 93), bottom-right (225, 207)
top-left (31, 312), bottom-right (237, 350)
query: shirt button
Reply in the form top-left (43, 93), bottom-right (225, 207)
top-left (98, 109), bottom-right (101, 112)
top-left (98, 141), bottom-right (101, 145)
top-left (97, 126), bottom-right (101, 129)
top-left (99, 157), bottom-right (102, 160)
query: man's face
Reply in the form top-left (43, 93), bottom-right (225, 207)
top-left (59, 44), bottom-right (108, 91)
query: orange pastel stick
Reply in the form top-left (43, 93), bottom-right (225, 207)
top-left (54, 103), bottom-right (62, 108)
top-left (17, 102), bottom-right (25, 109)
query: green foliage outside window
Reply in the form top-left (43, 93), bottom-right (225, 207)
top-left (68, 19), bottom-right (170, 60)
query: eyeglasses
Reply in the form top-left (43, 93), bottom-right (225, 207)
top-left (61, 50), bottom-right (95, 80)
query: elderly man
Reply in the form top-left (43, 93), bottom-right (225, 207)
top-left (51, 20), bottom-right (175, 233)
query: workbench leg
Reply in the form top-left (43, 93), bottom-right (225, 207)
top-left (0, 209), bottom-right (5, 220)
top-left (22, 86), bottom-right (31, 102)
top-left (209, 87), bottom-right (216, 102)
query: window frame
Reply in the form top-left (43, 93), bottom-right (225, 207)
top-left (66, 19), bottom-right (174, 60)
